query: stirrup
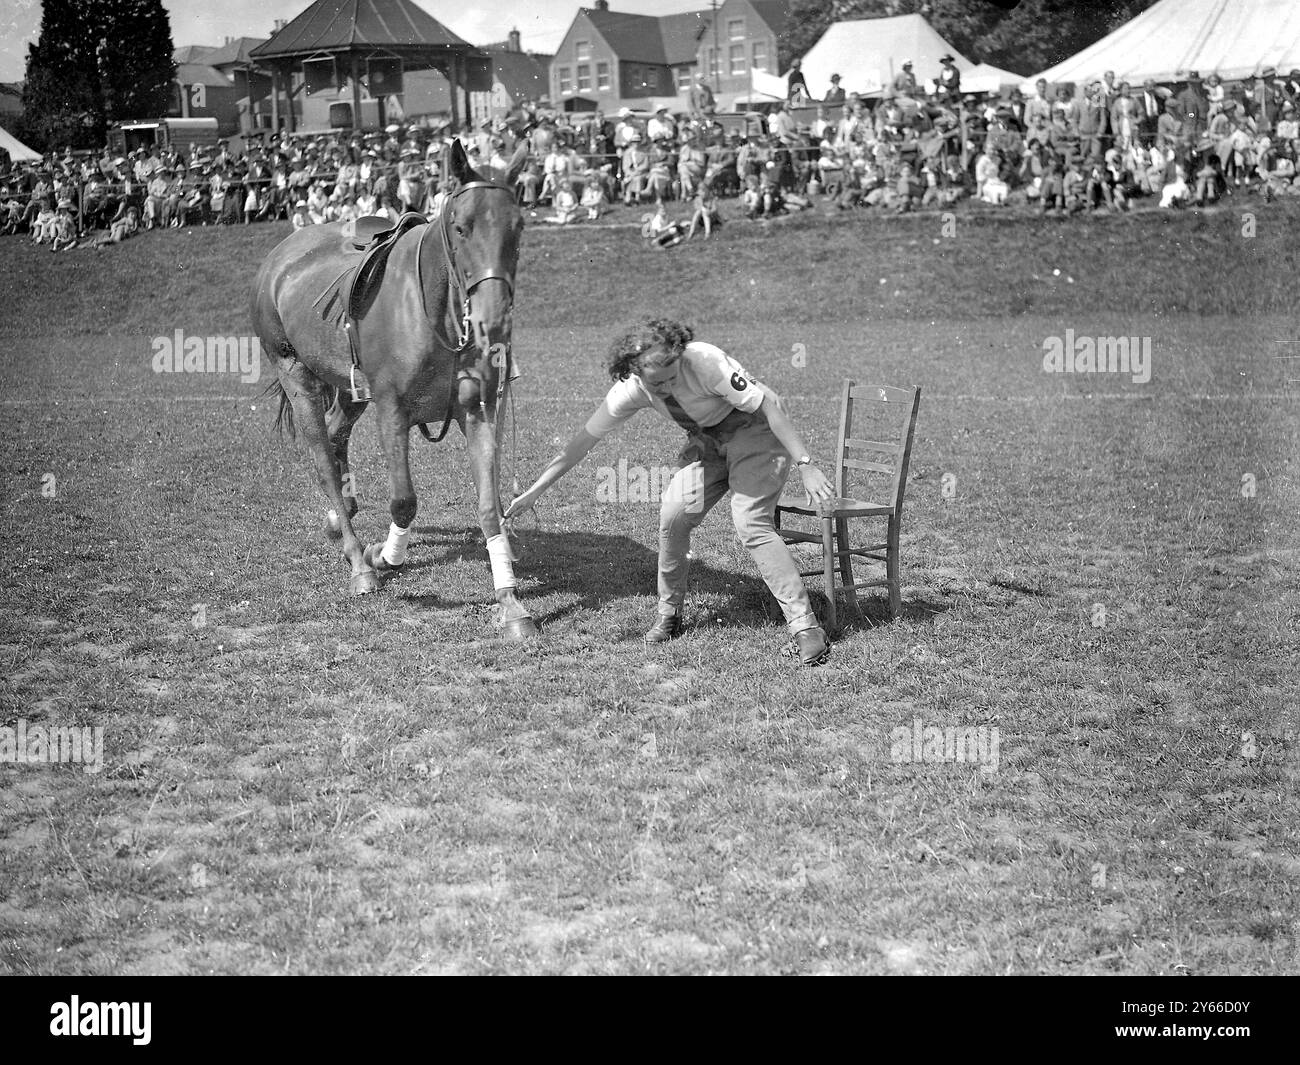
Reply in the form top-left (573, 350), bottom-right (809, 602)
top-left (348, 364), bottom-right (372, 403)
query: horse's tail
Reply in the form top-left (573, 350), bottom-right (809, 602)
top-left (262, 377), bottom-right (295, 438)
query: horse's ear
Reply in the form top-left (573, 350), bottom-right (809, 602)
top-left (449, 139), bottom-right (471, 184)
top-left (504, 143), bottom-right (529, 186)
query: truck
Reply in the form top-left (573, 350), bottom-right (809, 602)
top-left (107, 117), bottom-right (222, 157)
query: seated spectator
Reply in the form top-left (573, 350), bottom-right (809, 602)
top-left (580, 176), bottom-right (606, 220)
top-left (291, 199), bottom-right (310, 229)
top-left (741, 173), bottom-right (762, 218)
top-left (30, 197), bottom-right (57, 244)
top-left (1159, 163), bottom-right (1191, 207)
top-left (50, 199), bottom-right (78, 251)
top-left (1039, 153), bottom-right (1065, 214)
top-left (895, 161), bottom-right (924, 212)
top-left (93, 203), bottom-right (139, 247)
top-left (687, 181), bottom-right (720, 239)
top-left (543, 179), bottom-right (578, 224)
top-left (1194, 152), bottom-right (1224, 204)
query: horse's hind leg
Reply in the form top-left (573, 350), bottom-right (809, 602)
top-left (322, 391), bottom-right (368, 540)
top-left (277, 359), bottom-right (378, 595)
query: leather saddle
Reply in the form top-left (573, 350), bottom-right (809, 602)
top-left (314, 210), bottom-right (428, 330)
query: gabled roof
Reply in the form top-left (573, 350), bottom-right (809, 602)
top-left (487, 48), bottom-right (551, 103)
top-left (205, 37), bottom-right (268, 67)
top-left (583, 7), bottom-right (711, 67)
top-left (251, 0), bottom-right (473, 59)
top-left (174, 44), bottom-right (217, 64)
top-left (748, 0), bottom-right (792, 37)
top-left (175, 63), bottom-right (234, 88)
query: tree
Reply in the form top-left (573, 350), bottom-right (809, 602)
top-left (21, 0), bottom-right (174, 152)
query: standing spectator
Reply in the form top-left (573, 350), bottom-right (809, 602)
top-left (1025, 79), bottom-right (1053, 129)
top-left (892, 60), bottom-right (916, 97)
top-left (647, 107), bottom-right (675, 143)
top-left (689, 72), bottom-right (716, 117)
top-left (787, 59), bottom-right (811, 104)
top-left (824, 74), bottom-right (845, 106)
top-left (1076, 83), bottom-right (1109, 159)
top-left (677, 134), bottom-right (707, 200)
top-left (1157, 97), bottom-right (1184, 154)
top-left (1175, 72), bottom-right (1208, 141)
top-left (621, 133), bottom-right (650, 205)
top-left (614, 109), bottom-right (639, 149)
top-left (937, 55), bottom-right (961, 104)
top-left (1137, 80), bottom-right (1164, 146)
top-left (1110, 83), bottom-right (1139, 150)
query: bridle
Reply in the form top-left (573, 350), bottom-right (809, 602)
top-left (418, 178), bottom-right (519, 444)
top-left (433, 180), bottom-right (518, 355)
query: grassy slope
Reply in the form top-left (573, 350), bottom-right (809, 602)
top-left (0, 201), bottom-right (1297, 974)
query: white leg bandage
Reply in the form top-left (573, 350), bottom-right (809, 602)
top-left (381, 523), bottom-right (410, 567)
top-left (486, 533), bottom-right (517, 590)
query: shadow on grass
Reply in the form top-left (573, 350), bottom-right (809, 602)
top-left (400, 522), bottom-right (951, 636)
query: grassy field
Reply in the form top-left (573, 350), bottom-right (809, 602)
top-left (1, 199), bottom-right (1298, 975)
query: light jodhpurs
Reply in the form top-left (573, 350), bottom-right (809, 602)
top-left (657, 418), bottom-right (818, 635)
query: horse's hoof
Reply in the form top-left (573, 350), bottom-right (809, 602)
top-left (362, 543), bottom-right (403, 574)
top-left (350, 568), bottom-right (380, 596)
top-left (501, 616), bottom-right (539, 641)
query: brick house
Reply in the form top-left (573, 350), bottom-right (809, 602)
top-left (550, 1), bottom-right (711, 112)
top-left (697, 0), bottom-right (791, 103)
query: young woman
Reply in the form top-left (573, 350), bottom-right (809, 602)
top-left (505, 319), bottom-right (836, 666)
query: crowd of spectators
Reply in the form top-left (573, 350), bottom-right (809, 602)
top-left (3, 63), bottom-right (1300, 249)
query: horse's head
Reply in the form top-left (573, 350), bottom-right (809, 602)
top-left (442, 139), bottom-right (528, 410)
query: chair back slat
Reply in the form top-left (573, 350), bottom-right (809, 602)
top-left (844, 437), bottom-right (902, 454)
top-left (849, 384), bottom-right (915, 405)
top-left (842, 457), bottom-right (896, 476)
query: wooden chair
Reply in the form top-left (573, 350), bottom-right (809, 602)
top-left (775, 380), bottom-right (921, 632)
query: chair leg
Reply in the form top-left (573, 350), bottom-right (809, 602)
top-left (836, 517), bottom-right (859, 621)
top-left (820, 515), bottom-right (837, 634)
top-left (886, 517), bottom-right (901, 620)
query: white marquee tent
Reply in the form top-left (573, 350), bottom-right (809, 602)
top-left (1026, 0), bottom-right (1300, 87)
top-left (799, 14), bottom-right (974, 99)
top-left (0, 124), bottom-right (41, 163)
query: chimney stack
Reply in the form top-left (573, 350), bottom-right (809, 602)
top-left (595, 1), bottom-right (610, 11)
top-left (507, 28), bottom-right (521, 52)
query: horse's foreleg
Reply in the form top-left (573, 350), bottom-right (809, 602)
top-left (362, 398), bottom-right (417, 576)
top-left (322, 391), bottom-right (368, 539)
top-left (464, 410), bottom-right (538, 640)
top-left (279, 361), bottom-right (377, 595)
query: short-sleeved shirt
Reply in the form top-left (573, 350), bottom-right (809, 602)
top-left (585, 342), bottom-right (770, 439)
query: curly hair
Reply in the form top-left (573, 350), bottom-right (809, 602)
top-left (606, 318), bottom-right (694, 381)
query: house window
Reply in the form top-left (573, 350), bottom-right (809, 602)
top-left (707, 48), bottom-right (719, 80)
top-left (676, 67), bottom-right (691, 91)
top-left (730, 44), bottom-right (745, 76)
top-left (727, 18), bottom-right (745, 40)
top-left (577, 64), bottom-right (591, 91)
top-left (751, 41), bottom-right (767, 72)
top-left (597, 61), bottom-right (610, 90)
top-left (575, 40), bottom-right (591, 63)
top-left (558, 66), bottom-right (571, 94)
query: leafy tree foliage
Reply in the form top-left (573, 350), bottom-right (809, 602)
top-left (21, 0), bottom-right (174, 151)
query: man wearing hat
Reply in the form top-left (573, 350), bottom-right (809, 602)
top-left (689, 71), bottom-right (716, 117)
top-left (824, 73), bottom-right (845, 106)
top-left (1249, 68), bottom-right (1282, 133)
top-left (937, 54), bottom-right (960, 104)
top-left (893, 60), bottom-right (916, 96)
top-left (1175, 72), bottom-right (1208, 140)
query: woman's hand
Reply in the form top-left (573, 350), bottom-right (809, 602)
top-left (799, 463), bottom-right (835, 510)
top-left (503, 485), bottom-right (543, 520)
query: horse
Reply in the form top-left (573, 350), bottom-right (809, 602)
top-left (250, 140), bottom-right (539, 640)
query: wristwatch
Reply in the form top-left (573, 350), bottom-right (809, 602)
top-left (796, 455), bottom-right (812, 467)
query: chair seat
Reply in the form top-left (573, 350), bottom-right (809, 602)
top-left (777, 494), bottom-right (894, 517)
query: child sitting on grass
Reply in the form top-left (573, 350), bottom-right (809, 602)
top-left (49, 199), bottom-right (78, 251)
top-left (544, 179), bottom-right (579, 224)
top-left (580, 177), bottom-right (606, 220)
top-left (687, 182), bottom-right (720, 239)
